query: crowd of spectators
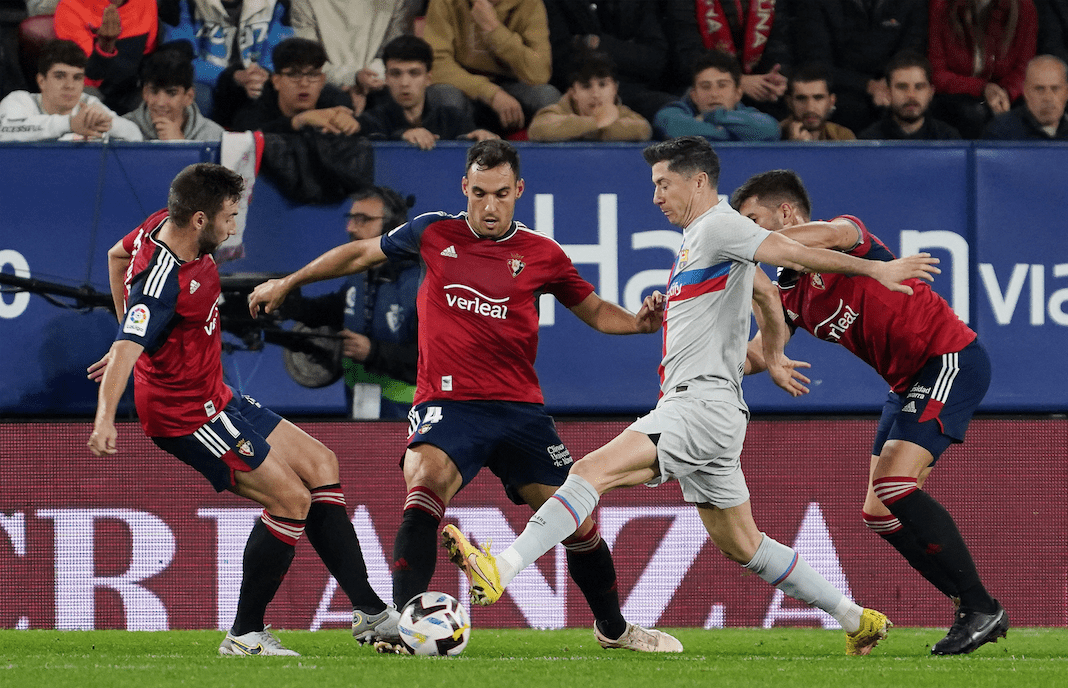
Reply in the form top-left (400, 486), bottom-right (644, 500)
top-left (3, 0), bottom-right (1068, 144)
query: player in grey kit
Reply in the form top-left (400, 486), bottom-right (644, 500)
top-left (444, 136), bottom-right (941, 655)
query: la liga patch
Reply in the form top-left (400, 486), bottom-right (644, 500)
top-left (123, 304), bottom-right (151, 337)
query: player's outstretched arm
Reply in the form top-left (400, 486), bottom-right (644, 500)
top-left (753, 232), bottom-right (940, 295)
top-left (777, 218), bottom-right (861, 251)
top-left (750, 270), bottom-right (809, 396)
top-left (569, 291), bottom-right (665, 334)
top-left (87, 340), bottom-right (144, 456)
top-left (107, 239), bottom-right (132, 321)
top-left (248, 237), bottom-right (387, 317)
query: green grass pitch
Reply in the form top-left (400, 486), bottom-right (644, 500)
top-left (2, 627), bottom-right (1064, 688)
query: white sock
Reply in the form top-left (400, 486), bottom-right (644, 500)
top-left (745, 533), bottom-right (863, 633)
top-left (497, 474), bottom-right (600, 587)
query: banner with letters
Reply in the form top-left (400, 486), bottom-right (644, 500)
top-left (1, 142), bottom-right (1066, 415)
top-left (0, 419), bottom-right (1062, 630)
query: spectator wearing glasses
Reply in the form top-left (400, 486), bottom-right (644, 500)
top-left (280, 186), bottom-right (419, 419)
top-left (160, 0), bottom-right (295, 127)
top-left (231, 37), bottom-right (360, 135)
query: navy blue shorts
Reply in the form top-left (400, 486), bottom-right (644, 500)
top-left (153, 394), bottom-right (283, 492)
top-left (405, 400), bottom-right (574, 504)
top-left (872, 338), bottom-right (990, 463)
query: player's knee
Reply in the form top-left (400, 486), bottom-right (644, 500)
top-left (265, 481), bottom-right (311, 520)
top-left (285, 484), bottom-right (312, 519)
top-left (312, 444), bottom-right (339, 474)
top-left (295, 442), bottom-right (339, 486)
top-left (570, 456), bottom-right (603, 486)
top-left (403, 450), bottom-right (459, 495)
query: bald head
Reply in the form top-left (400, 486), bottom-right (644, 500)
top-left (1024, 55), bottom-right (1068, 127)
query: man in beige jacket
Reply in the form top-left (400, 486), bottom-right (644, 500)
top-left (423, 0), bottom-right (560, 133)
top-left (528, 50), bottom-right (651, 141)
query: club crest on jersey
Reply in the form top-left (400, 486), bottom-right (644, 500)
top-left (810, 273), bottom-right (826, 289)
top-left (676, 249), bottom-right (690, 269)
top-left (235, 438), bottom-right (254, 457)
top-left (507, 254), bottom-right (525, 278)
top-left (123, 304), bottom-right (151, 337)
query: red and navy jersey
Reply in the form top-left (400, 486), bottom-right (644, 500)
top-left (116, 209), bottom-right (232, 437)
top-left (777, 215), bottom-right (976, 393)
top-left (381, 211), bottom-right (594, 404)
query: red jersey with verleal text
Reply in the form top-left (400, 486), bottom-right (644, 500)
top-left (115, 209), bottom-right (232, 437)
top-left (380, 211), bottom-right (595, 405)
top-left (777, 215), bottom-right (976, 393)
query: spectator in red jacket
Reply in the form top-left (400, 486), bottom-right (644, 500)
top-left (54, 0), bottom-right (158, 115)
top-left (928, 0), bottom-right (1038, 138)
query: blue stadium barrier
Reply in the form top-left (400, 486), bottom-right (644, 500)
top-left (1, 141), bottom-right (1065, 415)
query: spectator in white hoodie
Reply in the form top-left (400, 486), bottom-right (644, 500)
top-left (0, 39), bottom-right (143, 142)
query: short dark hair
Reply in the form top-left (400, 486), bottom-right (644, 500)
top-left (272, 37), bottom-right (328, 73)
top-left (730, 169), bottom-right (812, 220)
top-left (168, 163), bottom-right (245, 227)
top-left (691, 50), bottom-right (741, 87)
top-left (466, 139), bottom-right (521, 180)
top-left (787, 62), bottom-right (834, 96)
top-left (566, 49), bottom-right (616, 86)
top-left (38, 39), bottom-right (86, 76)
top-left (642, 136), bottom-right (721, 186)
top-left (139, 41), bottom-right (195, 90)
top-left (350, 186), bottom-right (415, 233)
top-left (885, 49), bottom-right (932, 84)
top-left (382, 35), bottom-right (433, 72)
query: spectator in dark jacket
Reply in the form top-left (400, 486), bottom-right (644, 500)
top-left (663, 0), bottom-right (791, 118)
top-left (984, 54), bottom-right (1068, 137)
top-left (232, 37), bottom-right (360, 135)
top-left (860, 50), bottom-right (961, 139)
top-left (359, 35), bottom-right (497, 149)
top-left (793, 0), bottom-right (928, 134)
top-left (1035, 0), bottom-right (1068, 64)
top-left (542, 0), bottom-right (677, 122)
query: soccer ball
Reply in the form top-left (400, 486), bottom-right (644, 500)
top-left (398, 591), bottom-right (471, 656)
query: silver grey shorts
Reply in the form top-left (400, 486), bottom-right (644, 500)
top-left (628, 389), bottom-right (750, 508)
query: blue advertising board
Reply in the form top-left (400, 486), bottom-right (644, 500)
top-left (1, 141), bottom-right (1065, 415)
top-left (974, 144), bottom-right (1068, 411)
